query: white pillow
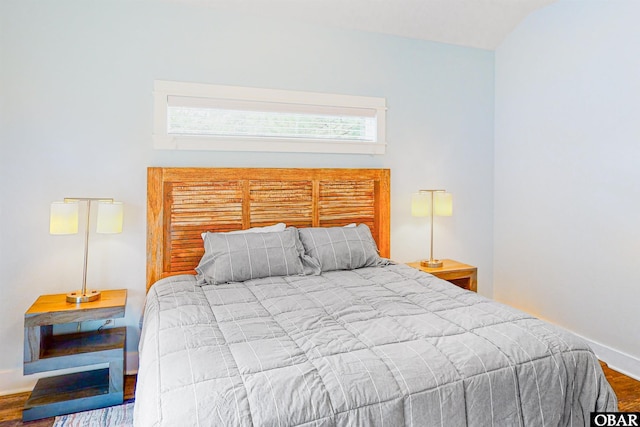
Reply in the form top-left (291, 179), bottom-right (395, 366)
top-left (201, 223), bottom-right (286, 239)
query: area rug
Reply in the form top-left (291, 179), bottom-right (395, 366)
top-left (53, 401), bottom-right (134, 427)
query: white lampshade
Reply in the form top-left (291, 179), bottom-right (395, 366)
top-left (411, 192), bottom-right (431, 217)
top-left (50, 201), bottom-right (79, 234)
top-left (433, 192), bottom-right (453, 216)
top-left (96, 201), bottom-right (124, 234)
top-left (411, 191), bottom-right (453, 217)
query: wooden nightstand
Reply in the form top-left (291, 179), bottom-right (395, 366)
top-left (22, 289), bottom-right (127, 421)
top-left (407, 259), bottom-right (477, 292)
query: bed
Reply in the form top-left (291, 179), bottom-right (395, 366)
top-left (135, 167), bottom-right (617, 426)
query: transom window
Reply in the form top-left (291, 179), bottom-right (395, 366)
top-left (153, 81), bottom-right (387, 154)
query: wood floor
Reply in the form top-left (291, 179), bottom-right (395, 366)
top-left (600, 362), bottom-right (640, 412)
top-left (0, 365), bottom-right (638, 425)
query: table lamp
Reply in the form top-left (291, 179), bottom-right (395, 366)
top-left (411, 190), bottom-right (452, 268)
top-left (50, 198), bottom-right (123, 303)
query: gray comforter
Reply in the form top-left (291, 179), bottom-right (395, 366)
top-left (134, 264), bottom-right (617, 426)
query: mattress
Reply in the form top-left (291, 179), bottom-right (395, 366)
top-left (134, 263), bottom-right (617, 426)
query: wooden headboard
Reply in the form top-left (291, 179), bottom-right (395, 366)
top-left (147, 167), bottom-right (391, 291)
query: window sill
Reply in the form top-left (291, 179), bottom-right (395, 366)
top-left (153, 136), bottom-right (386, 155)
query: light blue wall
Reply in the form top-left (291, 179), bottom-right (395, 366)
top-left (495, 0), bottom-right (640, 378)
top-left (0, 0), bottom-right (494, 391)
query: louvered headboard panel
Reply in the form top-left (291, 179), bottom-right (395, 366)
top-left (147, 168), bottom-right (391, 291)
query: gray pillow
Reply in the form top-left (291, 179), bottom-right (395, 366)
top-left (196, 227), bottom-right (318, 285)
top-left (298, 224), bottom-right (387, 272)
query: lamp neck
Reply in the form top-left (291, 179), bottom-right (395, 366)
top-left (429, 191), bottom-right (435, 263)
top-left (81, 200), bottom-right (92, 296)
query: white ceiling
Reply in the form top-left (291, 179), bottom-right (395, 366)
top-left (167, 0), bottom-right (557, 50)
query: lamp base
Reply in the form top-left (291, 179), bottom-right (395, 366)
top-left (420, 259), bottom-right (444, 268)
top-left (66, 289), bottom-right (101, 303)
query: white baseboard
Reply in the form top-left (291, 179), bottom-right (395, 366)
top-left (582, 336), bottom-right (640, 381)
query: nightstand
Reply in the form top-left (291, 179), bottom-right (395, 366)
top-left (407, 259), bottom-right (477, 292)
top-left (22, 289), bottom-right (127, 421)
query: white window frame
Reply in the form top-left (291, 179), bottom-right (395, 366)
top-left (153, 80), bottom-right (387, 154)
